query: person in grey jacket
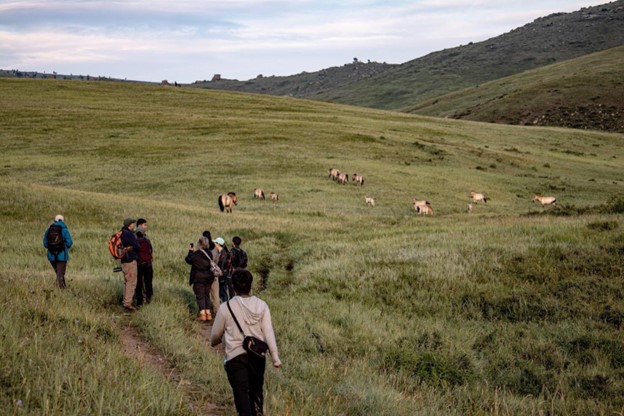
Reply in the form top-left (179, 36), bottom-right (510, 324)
top-left (210, 269), bottom-right (281, 416)
top-left (43, 214), bottom-right (73, 288)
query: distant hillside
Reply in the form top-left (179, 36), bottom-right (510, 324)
top-left (191, 1), bottom-right (624, 114)
top-left (188, 59), bottom-right (395, 96)
top-left (406, 45), bottom-right (624, 133)
top-left (314, 0), bottom-right (624, 110)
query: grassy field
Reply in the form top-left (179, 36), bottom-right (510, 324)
top-left (1, 78), bottom-right (623, 415)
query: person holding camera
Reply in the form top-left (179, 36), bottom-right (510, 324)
top-left (185, 236), bottom-right (218, 321)
top-left (210, 269), bottom-right (281, 416)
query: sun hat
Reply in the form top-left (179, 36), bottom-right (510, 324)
top-left (54, 214), bottom-right (64, 222)
top-left (213, 237), bottom-right (225, 246)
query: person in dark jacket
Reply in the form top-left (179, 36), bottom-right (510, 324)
top-left (43, 214), bottom-right (73, 289)
top-left (134, 218), bottom-right (154, 306)
top-left (186, 236), bottom-right (217, 321)
top-left (214, 237), bottom-right (232, 303)
top-left (120, 218), bottom-right (141, 311)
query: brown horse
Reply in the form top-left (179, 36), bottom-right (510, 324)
top-left (218, 192), bottom-right (238, 213)
top-left (270, 191), bottom-right (279, 201)
top-left (533, 195), bottom-right (557, 206)
top-left (352, 173), bottom-right (364, 186)
top-left (416, 204), bottom-right (434, 216)
top-left (253, 188), bottom-right (265, 200)
top-left (328, 168), bottom-right (340, 181)
top-left (470, 192), bottom-right (488, 203)
top-left (337, 172), bottom-right (349, 184)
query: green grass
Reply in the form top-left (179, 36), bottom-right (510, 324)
top-left (1, 78), bottom-right (623, 415)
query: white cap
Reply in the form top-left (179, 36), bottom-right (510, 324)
top-left (54, 214), bottom-right (64, 222)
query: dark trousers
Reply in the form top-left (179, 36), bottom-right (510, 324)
top-left (193, 281), bottom-right (214, 311)
top-left (219, 276), bottom-right (234, 303)
top-left (225, 354), bottom-right (266, 416)
top-left (49, 260), bottom-right (67, 289)
top-left (135, 263), bottom-right (153, 306)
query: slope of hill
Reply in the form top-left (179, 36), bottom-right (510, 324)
top-left (314, 0), bottom-right (624, 110)
top-left (191, 1), bottom-right (624, 116)
top-left (406, 45), bottom-right (624, 133)
top-left (1, 79), bottom-right (623, 415)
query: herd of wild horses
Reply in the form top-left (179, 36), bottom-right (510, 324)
top-left (216, 168), bottom-right (558, 214)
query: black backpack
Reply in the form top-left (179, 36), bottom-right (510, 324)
top-left (231, 247), bottom-right (248, 269)
top-left (47, 225), bottom-right (65, 253)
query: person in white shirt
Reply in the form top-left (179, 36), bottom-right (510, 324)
top-left (210, 269), bottom-right (281, 416)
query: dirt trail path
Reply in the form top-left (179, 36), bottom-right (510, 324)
top-left (120, 322), bottom-right (224, 415)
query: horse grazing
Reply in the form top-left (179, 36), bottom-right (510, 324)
top-left (412, 198), bottom-right (431, 211)
top-left (328, 168), bottom-right (340, 181)
top-left (270, 192), bottom-right (279, 201)
top-left (337, 172), bottom-right (349, 184)
top-left (533, 195), bottom-right (557, 206)
top-left (416, 204), bottom-right (434, 216)
top-left (365, 196), bottom-right (375, 207)
top-left (470, 192), bottom-right (488, 203)
top-left (352, 173), bottom-right (364, 186)
top-left (218, 192), bottom-right (238, 213)
top-left (253, 188), bottom-right (265, 200)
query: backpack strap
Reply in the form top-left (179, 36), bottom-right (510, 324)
top-left (226, 300), bottom-right (246, 337)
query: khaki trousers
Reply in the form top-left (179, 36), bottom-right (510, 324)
top-left (210, 278), bottom-right (220, 313)
top-left (122, 261), bottom-right (138, 308)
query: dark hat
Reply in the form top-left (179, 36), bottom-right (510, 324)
top-left (123, 218), bottom-right (136, 227)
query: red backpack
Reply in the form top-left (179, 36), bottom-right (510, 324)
top-left (108, 230), bottom-right (124, 259)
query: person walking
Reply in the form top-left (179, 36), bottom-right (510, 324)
top-left (229, 236), bottom-right (248, 272)
top-left (202, 230), bottom-right (220, 313)
top-left (134, 218), bottom-right (154, 306)
top-left (186, 236), bottom-right (217, 321)
top-left (214, 237), bottom-right (231, 302)
top-left (120, 218), bottom-right (140, 311)
top-left (43, 214), bottom-right (73, 289)
top-left (210, 269), bottom-right (281, 416)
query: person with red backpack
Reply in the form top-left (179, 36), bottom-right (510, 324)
top-left (134, 218), bottom-right (154, 306)
top-left (43, 214), bottom-right (73, 289)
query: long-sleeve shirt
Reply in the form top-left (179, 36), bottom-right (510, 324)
top-left (210, 295), bottom-right (281, 367)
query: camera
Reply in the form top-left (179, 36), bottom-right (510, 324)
top-left (113, 266), bottom-right (122, 273)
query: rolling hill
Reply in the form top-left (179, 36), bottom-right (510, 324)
top-left (190, 1), bottom-right (624, 133)
top-left (406, 45), bottom-right (624, 133)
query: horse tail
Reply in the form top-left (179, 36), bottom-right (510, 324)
top-left (218, 195), bottom-right (225, 212)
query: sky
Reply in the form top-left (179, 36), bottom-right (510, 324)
top-left (0, 0), bottom-right (612, 83)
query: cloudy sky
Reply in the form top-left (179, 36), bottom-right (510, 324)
top-left (0, 0), bottom-right (610, 83)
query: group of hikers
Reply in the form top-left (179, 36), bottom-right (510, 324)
top-left (43, 214), bottom-right (280, 416)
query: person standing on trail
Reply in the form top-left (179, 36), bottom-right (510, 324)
top-left (134, 218), bottom-right (154, 306)
top-left (186, 236), bottom-right (217, 321)
top-left (120, 218), bottom-right (140, 311)
top-left (210, 269), bottom-right (281, 416)
top-left (43, 214), bottom-right (73, 289)
top-left (214, 237), bottom-right (231, 302)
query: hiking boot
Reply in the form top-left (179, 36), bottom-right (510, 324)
top-left (205, 310), bottom-right (212, 321)
top-left (199, 310), bottom-right (207, 321)
top-left (124, 305), bottom-right (136, 312)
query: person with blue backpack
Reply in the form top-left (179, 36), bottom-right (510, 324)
top-left (43, 214), bottom-right (73, 289)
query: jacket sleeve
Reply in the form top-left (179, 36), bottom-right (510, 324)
top-left (210, 308), bottom-right (226, 347)
top-left (261, 307), bottom-right (281, 367)
top-left (185, 250), bottom-right (194, 265)
top-left (63, 226), bottom-right (73, 249)
top-left (43, 228), bottom-right (49, 249)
